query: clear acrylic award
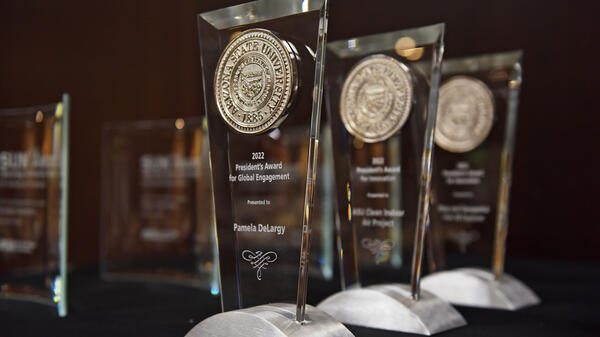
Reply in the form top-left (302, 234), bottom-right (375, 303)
top-left (421, 51), bottom-right (540, 310)
top-left (0, 94), bottom-right (69, 317)
top-left (188, 1), bottom-right (352, 336)
top-left (316, 25), bottom-right (467, 335)
top-left (100, 117), bottom-right (219, 293)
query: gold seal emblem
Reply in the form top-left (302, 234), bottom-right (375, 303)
top-left (340, 54), bottom-right (413, 143)
top-left (214, 29), bottom-right (297, 134)
top-left (435, 76), bottom-right (495, 153)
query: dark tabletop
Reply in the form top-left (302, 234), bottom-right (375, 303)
top-left (2, 258), bottom-right (599, 337)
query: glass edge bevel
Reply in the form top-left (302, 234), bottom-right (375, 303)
top-left (491, 52), bottom-right (522, 278)
top-left (441, 50), bottom-right (523, 75)
top-left (327, 23), bottom-right (445, 58)
top-left (410, 27), bottom-right (444, 298)
top-left (295, 0), bottom-right (329, 321)
top-left (207, 159), bottom-right (222, 297)
top-left (58, 93), bottom-right (70, 317)
top-left (198, 0), bottom-right (325, 30)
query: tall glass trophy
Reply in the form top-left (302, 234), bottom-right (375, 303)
top-left (316, 25), bottom-right (467, 335)
top-left (100, 117), bottom-right (219, 293)
top-left (0, 94), bottom-right (69, 317)
top-left (421, 51), bottom-right (540, 310)
top-left (188, 1), bottom-right (352, 336)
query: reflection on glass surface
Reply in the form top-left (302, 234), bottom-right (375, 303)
top-left (427, 51), bottom-right (523, 276)
top-left (0, 94), bottom-right (69, 317)
top-left (100, 117), bottom-right (218, 292)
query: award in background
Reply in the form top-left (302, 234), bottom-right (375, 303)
top-left (189, 1), bottom-right (352, 336)
top-left (0, 94), bottom-right (69, 317)
top-left (422, 51), bottom-right (540, 310)
top-left (100, 117), bottom-right (219, 293)
top-left (317, 25), bottom-right (467, 335)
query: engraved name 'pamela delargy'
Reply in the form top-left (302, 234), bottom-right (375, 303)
top-left (234, 222), bottom-right (286, 235)
top-left (340, 54), bottom-right (413, 143)
top-left (214, 28), bottom-right (297, 135)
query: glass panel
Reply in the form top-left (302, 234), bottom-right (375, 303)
top-left (326, 25), bottom-right (444, 289)
top-left (427, 51), bottom-right (523, 275)
top-left (198, 0), bottom-right (329, 313)
top-left (0, 94), bottom-right (69, 316)
top-left (100, 117), bottom-right (218, 293)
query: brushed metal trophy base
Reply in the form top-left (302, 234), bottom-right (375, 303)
top-left (317, 284), bottom-right (466, 335)
top-left (421, 268), bottom-right (540, 310)
top-left (185, 303), bottom-right (355, 337)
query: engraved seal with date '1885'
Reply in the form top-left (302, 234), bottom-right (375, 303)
top-left (214, 28), bottom-right (298, 135)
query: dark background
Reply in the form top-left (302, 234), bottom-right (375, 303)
top-left (1, 0), bottom-right (598, 267)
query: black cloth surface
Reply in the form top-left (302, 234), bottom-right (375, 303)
top-left (1, 259), bottom-right (599, 337)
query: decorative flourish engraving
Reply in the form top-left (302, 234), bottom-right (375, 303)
top-left (361, 238), bottom-right (395, 264)
top-left (242, 250), bottom-right (278, 280)
top-left (449, 230), bottom-right (480, 253)
top-left (435, 76), bottom-right (495, 153)
top-left (340, 54), bottom-right (413, 143)
top-left (214, 28), bottom-right (297, 134)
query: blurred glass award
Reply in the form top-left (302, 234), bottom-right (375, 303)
top-left (188, 1), bottom-right (352, 336)
top-left (316, 25), bottom-right (467, 335)
top-left (421, 51), bottom-right (540, 310)
top-left (100, 117), bottom-right (219, 293)
top-left (0, 94), bottom-right (69, 317)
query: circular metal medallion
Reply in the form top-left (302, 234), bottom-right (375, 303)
top-left (435, 76), bottom-right (495, 153)
top-left (340, 54), bottom-right (413, 143)
top-left (214, 29), bottom-right (297, 134)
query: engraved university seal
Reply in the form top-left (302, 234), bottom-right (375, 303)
top-left (435, 76), bottom-right (495, 153)
top-left (340, 54), bottom-right (413, 143)
top-left (214, 29), bottom-right (297, 134)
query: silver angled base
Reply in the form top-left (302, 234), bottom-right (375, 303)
top-left (185, 303), bottom-right (355, 337)
top-left (421, 268), bottom-right (540, 310)
top-left (317, 284), bottom-right (466, 335)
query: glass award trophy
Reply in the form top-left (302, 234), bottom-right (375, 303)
top-left (0, 94), bottom-right (69, 317)
top-left (316, 25), bottom-right (467, 335)
top-left (188, 1), bottom-right (352, 336)
top-left (421, 51), bottom-right (540, 310)
top-left (100, 117), bottom-right (219, 293)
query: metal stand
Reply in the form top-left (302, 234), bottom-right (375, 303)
top-left (317, 284), bottom-right (466, 335)
top-left (421, 268), bottom-right (540, 310)
top-left (185, 303), bottom-right (354, 337)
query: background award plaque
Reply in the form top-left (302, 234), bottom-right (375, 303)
top-left (317, 25), bottom-right (467, 335)
top-left (190, 1), bottom-right (352, 336)
top-left (0, 94), bottom-right (69, 317)
top-left (422, 51), bottom-right (540, 310)
top-left (100, 117), bottom-right (218, 293)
